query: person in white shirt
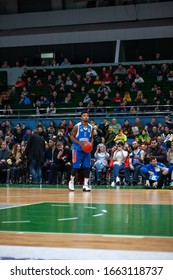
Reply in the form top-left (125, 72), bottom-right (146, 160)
top-left (111, 141), bottom-right (128, 187)
top-left (94, 143), bottom-right (110, 185)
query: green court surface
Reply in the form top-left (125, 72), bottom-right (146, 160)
top-left (0, 202), bottom-right (172, 237)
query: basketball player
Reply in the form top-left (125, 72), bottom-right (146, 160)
top-left (68, 112), bottom-right (93, 191)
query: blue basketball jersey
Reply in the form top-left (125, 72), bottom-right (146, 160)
top-left (73, 122), bottom-right (92, 151)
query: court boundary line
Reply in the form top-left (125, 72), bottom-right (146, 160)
top-left (0, 230), bottom-right (172, 239)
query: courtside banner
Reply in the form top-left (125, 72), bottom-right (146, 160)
top-left (0, 260), bottom-right (172, 280)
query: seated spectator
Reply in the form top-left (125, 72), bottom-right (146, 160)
top-left (154, 99), bottom-right (163, 112)
top-left (56, 141), bottom-right (72, 184)
top-left (64, 93), bottom-right (72, 104)
top-left (132, 117), bottom-right (144, 134)
top-left (93, 143), bottom-right (110, 185)
top-left (21, 86), bottom-right (29, 96)
top-left (46, 102), bottom-right (56, 115)
top-left (3, 105), bottom-right (13, 115)
top-left (102, 90), bottom-right (112, 105)
top-left (125, 73), bottom-right (133, 85)
top-left (93, 75), bottom-right (102, 85)
top-left (114, 130), bottom-right (127, 144)
top-left (115, 101), bottom-right (128, 113)
top-left (140, 156), bottom-right (170, 188)
top-left (134, 73), bottom-right (144, 84)
top-left (15, 77), bottom-right (26, 88)
top-left (148, 64), bottom-right (158, 75)
top-left (113, 74), bottom-right (120, 85)
top-left (153, 87), bottom-right (163, 102)
top-left (55, 75), bottom-right (64, 86)
top-left (123, 91), bottom-right (131, 103)
top-left (65, 76), bottom-right (73, 86)
top-left (113, 92), bottom-right (123, 104)
top-left (116, 80), bottom-right (124, 92)
top-left (104, 125), bottom-right (116, 150)
top-left (129, 82), bottom-right (138, 95)
top-left (121, 119), bottom-right (132, 138)
top-left (35, 78), bottom-right (44, 87)
top-left (0, 141), bottom-right (11, 183)
top-left (83, 93), bottom-right (92, 105)
top-left (134, 90), bottom-right (144, 105)
top-left (19, 94), bottom-right (31, 105)
top-left (149, 126), bottom-right (160, 139)
top-left (61, 57), bottom-right (71, 67)
top-left (102, 73), bottom-right (113, 84)
top-left (138, 62), bottom-right (148, 74)
top-left (101, 66), bottom-right (107, 77)
top-left (161, 63), bottom-right (169, 77)
top-left (167, 70), bottom-right (173, 82)
top-left (167, 142), bottom-right (173, 188)
top-left (144, 138), bottom-right (167, 164)
top-left (86, 67), bottom-right (97, 77)
top-left (110, 141), bottom-right (128, 187)
top-left (84, 57), bottom-right (93, 64)
top-left (127, 64), bottom-right (136, 75)
top-left (1, 61), bottom-right (10, 68)
top-left (113, 64), bottom-right (127, 75)
top-left (137, 129), bottom-right (150, 145)
top-left (155, 70), bottom-right (164, 83)
top-left (84, 74), bottom-right (92, 84)
top-left (124, 141), bottom-right (144, 186)
top-left (97, 82), bottom-right (111, 93)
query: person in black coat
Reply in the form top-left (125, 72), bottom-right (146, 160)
top-left (25, 130), bottom-right (45, 184)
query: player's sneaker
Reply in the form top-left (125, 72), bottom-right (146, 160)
top-left (152, 181), bottom-right (158, 189)
top-left (111, 181), bottom-right (115, 187)
top-left (169, 182), bottom-right (173, 189)
top-left (68, 180), bottom-right (74, 191)
top-left (145, 180), bottom-right (150, 188)
top-left (83, 185), bottom-right (91, 192)
top-left (116, 176), bottom-right (121, 185)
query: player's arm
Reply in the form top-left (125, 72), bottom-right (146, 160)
top-left (70, 125), bottom-right (81, 145)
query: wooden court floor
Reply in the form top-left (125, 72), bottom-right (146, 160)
top-left (0, 186), bottom-right (173, 253)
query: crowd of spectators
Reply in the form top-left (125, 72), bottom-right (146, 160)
top-left (1, 58), bottom-right (173, 116)
top-left (0, 115), bottom-right (173, 188)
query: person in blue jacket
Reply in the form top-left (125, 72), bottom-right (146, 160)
top-left (140, 156), bottom-right (173, 189)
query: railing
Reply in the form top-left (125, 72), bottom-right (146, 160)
top-left (0, 105), bottom-right (172, 119)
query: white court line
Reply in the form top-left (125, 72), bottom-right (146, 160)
top-left (2, 221), bottom-right (31, 224)
top-left (84, 206), bottom-right (96, 209)
top-left (0, 201), bottom-right (45, 210)
top-left (51, 204), bottom-right (69, 207)
top-left (93, 213), bottom-right (104, 217)
top-left (57, 217), bottom-right (79, 221)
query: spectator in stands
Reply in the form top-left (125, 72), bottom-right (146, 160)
top-left (111, 118), bottom-right (121, 135)
top-left (84, 57), bottom-right (93, 64)
top-left (114, 130), bottom-right (127, 144)
top-left (26, 77), bottom-right (33, 87)
top-left (116, 80), bottom-right (124, 92)
top-left (64, 92), bottom-right (73, 104)
top-left (138, 62), bottom-right (148, 75)
top-left (129, 82), bottom-right (138, 95)
top-left (134, 73), bottom-right (144, 84)
top-left (46, 126), bottom-right (56, 140)
top-left (97, 82), bottom-right (111, 93)
top-left (58, 119), bottom-right (67, 131)
top-left (35, 120), bottom-right (46, 132)
top-left (155, 52), bottom-right (161, 60)
top-left (132, 117), bottom-right (144, 134)
top-left (167, 70), bottom-right (173, 82)
top-left (93, 75), bottom-right (102, 85)
top-left (167, 142), bottom-right (173, 188)
top-left (35, 78), bottom-right (44, 87)
top-left (153, 87), bottom-right (164, 102)
top-left (123, 91), bottom-right (131, 104)
top-left (114, 64), bottom-right (127, 75)
top-left (155, 70), bottom-right (164, 83)
top-left (104, 125), bottom-right (116, 150)
top-left (83, 93), bottom-right (92, 105)
top-left (12, 125), bottom-right (23, 145)
top-left (93, 143), bottom-right (109, 185)
top-left (23, 128), bottom-right (32, 144)
top-left (113, 74), bottom-right (120, 85)
top-left (148, 64), bottom-right (158, 75)
top-left (46, 101), bottom-right (56, 115)
top-left (110, 141), bottom-right (128, 187)
top-left (102, 73), bottom-right (113, 84)
top-left (113, 92), bottom-right (123, 104)
top-left (3, 105), bottom-right (13, 115)
top-left (146, 117), bottom-right (158, 134)
top-left (137, 129), bottom-right (150, 145)
top-left (37, 126), bottom-right (47, 141)
top-left (124, 141), bottom-right (144, 186)
top-left (127, 64), bottom-right (136, 75)
top-left (164, 115), bottom-right (173, 130)
top-left (19, 94), bottom-right (31, 105)
top-left (84, 74), bottom-right (92, 84)
top-left (102, 90), bottom-right (112, 105)
top-left (56, 128), bottom-right (68, 147)
top-left (149, 126), bottom-right (160, 139)
top-left (56, 141), bottom-right (72, 184)
top-left (0, 141), bottom-right (11, 183)
top-left (86, 67), bottom-right (97, 77)
top-left (144, 138), bottom-right (167, 164)
top-left (65, 75), bottom-right (73, 86)
top-left (61, 57), bottom-right (71, 67)
top-left (15, 77), bottom-right (26, 88)
top-left (8, 143), bottom-right (23, 183)
top-left (42, 138), bottom-right (58, 185)
top-left (134, 90), bottom-right (144, 106)
top-left (1, 61), bottom-right (10, 68)
top-left (121, 119), bottom-right (132, 138)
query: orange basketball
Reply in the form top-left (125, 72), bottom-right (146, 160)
top-left (81, 142), bottom-right (93, 152)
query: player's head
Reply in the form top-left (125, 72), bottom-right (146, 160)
top-left (81, 111), bottom-right (89, 122)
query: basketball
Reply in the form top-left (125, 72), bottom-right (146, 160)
top-left (81, 141), bottom-right (93, 152)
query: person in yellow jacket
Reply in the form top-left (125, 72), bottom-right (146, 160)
top-left (114, 130), bottom-right (127, 144)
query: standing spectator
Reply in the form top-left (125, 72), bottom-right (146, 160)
top-left (25, 130), bottom-right (45, 184)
